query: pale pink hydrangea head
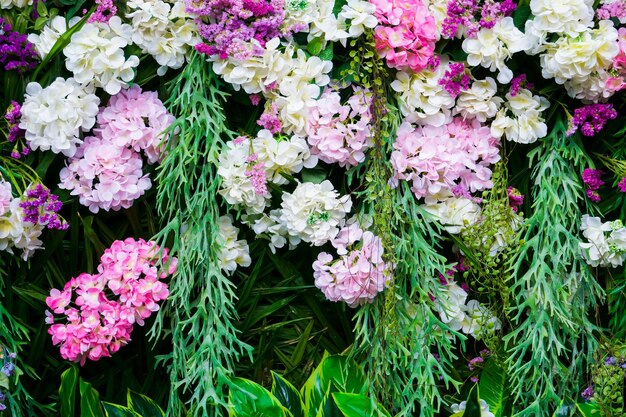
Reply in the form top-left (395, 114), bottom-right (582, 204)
top-left (306, 87), bottom-right (375, 167)
top-left (313, 224), bottom-right (392, 307)
top-left (371, 0), bottom-right (438, 72)
top-left (58, 135), bottom-right (152, 213)
top-left (96, 85), bottom-right (175, 164)
top-left (0, 180), bottom-right (13, 216)
top-left (46, 238), bottom-right (176, 365)
top-left (390, 117), bottom-right (500, 199)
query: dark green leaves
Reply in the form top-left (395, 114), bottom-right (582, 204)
top-left (79, 380), bottom-right (105, 417)
top-left (228, 377), bottom-right (292, 417)
top-left (59, 366), bottom-right (78, 417)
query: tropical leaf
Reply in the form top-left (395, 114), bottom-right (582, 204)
top-left (127, 390), bottom-right (165, 417)
top-left (332, 393), bottom-right (392, 417)
top-left (79, 379), bottom-right (105, 417)
top-left (228, 377), bottom-right (293, 417)
top-left (478, 359), bottom-right (508, 417)
top-left (59, 365), bottom-right (78, 417)
top-left (272, 372), bottom-right (305, 417)
top-left (101, 403), bottom-right (141, 417)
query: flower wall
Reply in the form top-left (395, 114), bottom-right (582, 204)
top-left (2, 0), bottom-right (626, 416)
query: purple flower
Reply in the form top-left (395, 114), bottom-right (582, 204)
top-left (507, 186), bottom-right (524, 212)
top-left (582, 169), bottom-right (604, 202)
top-left (605, 356), bottom-right (617, 366)
top-left (18, 184), bottom-right (69, 230)
top-left (618, 178), bottom-right (626, 193)
top-left (567, 104), bottom-right (617, 137)
top-left (439, 62), bottom-right (471, 97)
top-left (0, 18), bottom-right (38, 73)
top-left (581, 385), bottom-right (594, 401)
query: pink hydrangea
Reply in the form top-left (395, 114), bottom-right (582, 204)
top-left (46, 238), bottom-right (176, 365)
top-left (306, 87), bottom-right (374, 167)
top-left (371, 0), bottom-right (438, 72)
top-left (390, 117), bottom-right (500, 199)
top-left (313, 225), bottom-right (392, 307)
top-left (96, 85), bottom-right (174, 164)
top-left (58, 135), bottom-right (152, 213)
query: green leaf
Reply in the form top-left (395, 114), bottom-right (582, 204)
top-left (0, 373), bottom-right (8, 390)
top-left (307, 38), bottom-right (324, 56)
top-left (318, 44), bottom-right (334, 61)
top-left (127, 390), bottom-right (165, 417)
top-left (332, 393), bottom-right (391, 417)
top-left (79, 379), bottom-right (105, 417)
top-left (552, 398), bottom-right (575, 417)
top-left (59, 365), bottom-right (79, 417)
top-left (301, 354), bottom-right (367, 417)
top-left (478, 359), bottom-right (508, 417)
top-left (463, 385), bottom-right (483, 417)
top-left (301, 168), bottom-right (328, 184)
top-left (102, 403), bottom-right (142, 417)
top-left (229, 377), bottom-right (292, 417)
top-left (272, 372), bottom-right (305, 417)
top-left (575, 402), bottom-right (600, 417)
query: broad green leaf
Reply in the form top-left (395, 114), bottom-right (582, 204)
top-left (576, 402), bottom-right (600, 417)
top-left (313, 385), bottom-right (342, 417)
top-left (463, 385), bottom-right (483, 417)
top-left (332, 393), bottom-right (391, 417)
top-left (319, 44), bottom-right (334, 61)
top-left (102, 403), bottom-right (141, 417)
top-left (478, 359), bottom-right (508, 417)
top-left (307, 38), bottom-right (324, 56)
top-left (512, 5), bottom-right (531, 31)
top-left (301, 354), bottom-right (367, 417)
top-left (59, 365), bottom-right (78, 417)
top-left (127, 390), bottom-right (165, 417)
top-left (228, 377), bottom-right (292, 417)
top-left (79, 379), bottom-right (105, 417)
top-left (301, 168), bottom-right (328, 184)
top-left (272, 372), bottom-right (305, 417)
top-left (0, 373), bottom-right (8, 390)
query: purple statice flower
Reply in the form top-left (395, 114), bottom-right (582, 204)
top-left (442, 0), bottom-right (516, 39)
top-left (19, 184), bottom-right (69, 230)
top-left (427, 54), bottom-right (441, 70)
top-left (509, 74), bottom-right (533, 96)
top-left (439, 62), bottom-right (471, 97)
top-left (581, 385), bottom-right (594, 401)
top-left (507, 186), bottom-right (524, 212)
top-left (0, 18), bottom-right (38, 73)
top-left (618, 178), bottom-right (626, 193)
top-left (582, 168), bottom-right (604, 203)
top-left (88, 0), bottom-right (118, 23)
top-left (4, 101), bottom-right (24, 143)
top-left (605, 356), bottom-right (618, 366)
top-left (567, 103), bottom-right (618, 137)
top-left (257, 102), bottom-right (281, 134)
top-left (468, 356), bottom-right (484, 371)
top-left (244, 154), bottom-right (268, 195)
top-left (190, 0), bottom-right (293, 59)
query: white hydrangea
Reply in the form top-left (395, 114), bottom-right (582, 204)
top-left (436, 283), bottom-right (469, 331)
top-left (462, 299), bottom-right (502, 338)
top-left (451, 399), bottom-right (496, 417)
top-left (540, 21), bottom-right (619, 85)
top-left (217, 215), bottom-right (251, 275)
top-left (564, 70), bottom-right (615, 103)
top-left (490, 88), bottom-right (549, 144)
top-left (63, 16), bottom-right (139, 95)
top-left (217, 131), bottom-right (317, 213)
top-left (19, 77), bottom-right (100, 157)
top-left (0, 0), bottom-right (31, 9)
top-left (421, 193), bottom-right (481, 234)
top-left (278, 180), bottom-right (352, 246)
top-left (527, 0), bottom-right (594, 37)
top-left (338, 0), bottom-right (378, 38)
top-left (28, 16), bottom-right (81, 58)
top-left (462, 17), bottom-right (531, 84)
top-left (579, 215), bottom-right (626, 267)
top-left (126, 0), bottom-right (198, 76)
top-left (308, 0), bottom-right (350, 46)
top-left (0, 198), bottom-right (43, 260)
top-left (248, 209), bottom-right (298, 253)
top-left (391, 61), bottom-right (455, 127)
top-left (424, 0), bottom-right (447, 35)
top-left (453, 77), bottom-right (503, 122)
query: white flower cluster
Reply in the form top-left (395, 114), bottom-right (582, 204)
top-left (436, 281), bottom-right (501, 339)
top-left (0, 181), bottom-right (43, 260)
top-left (19, 77), bottom-right (100, 157)
top-left (490, 88), bottom-right (550, 144)
top-left (526, 0), bottom-right (594, 38)
top-left (283, 0), bottom-right (377, 46)
top-left (126, 0), bottom-right (198, 76)
top-left (453, 77), bottom-right (503, 123)
top-left (462, 17), bottom-right (530, 84)
top-left (422, 192), bottom-right (482, 234)
top-left (28, 16), bottom-right (80, 58)
top-left (217, 130), bottom-right (318, 214)
top-left (0, 0), bottom-right (30, 9)
top-left (63, 16), bottom-right (139, 95)
top-left (391, 63), bottom-right (455, 127)
top-left (579, 215), bottom-right (626, 267)
top-left (217, 215), bottom-right (252, 275)
top-left (212, 38), bottom-right (333, 135)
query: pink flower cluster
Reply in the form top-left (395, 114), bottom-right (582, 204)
top-left (305, 87), bottom-right (374, 167)
top-left (582, 168), bottom-right (604, 202)
top-left (88, 0), bottom-right (117, 23)
top-left (442, 0), bottom-right (516, 39)
top-left (371, 0), bottom-right (438, 72)
top-left (59, 86), bottom-right (173, 213)
top-left (391, 117), bottom-right (500, 199)
top-left (313, 222), bottom-right (392, 307)
top-left (46, 238), bottom-right (176, 365)
top-left (607, 28), bottom-right (626, 92)
top-left (96, 85), bottom-right (175, 164)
